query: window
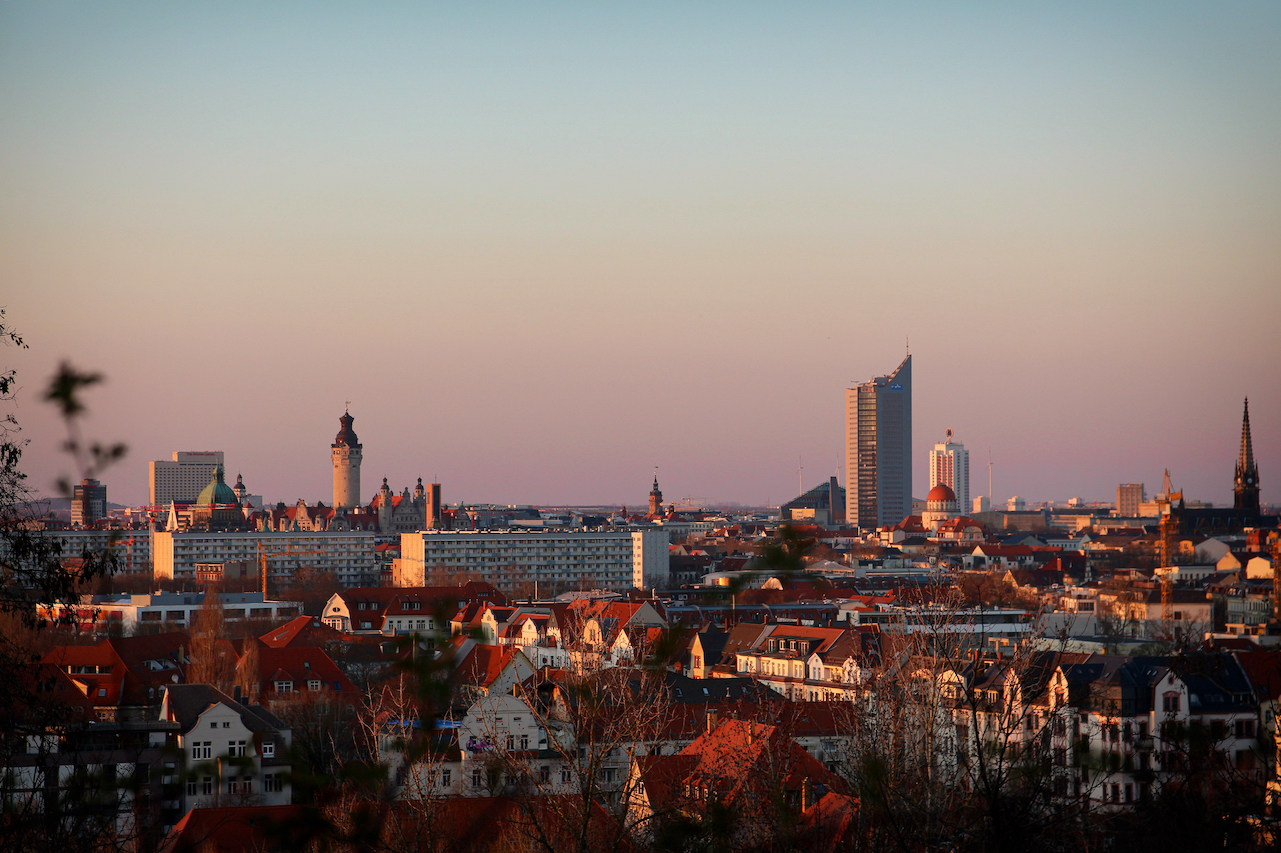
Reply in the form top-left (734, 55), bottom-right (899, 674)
top-left (210, 722), bottom-right (218, 729)
top-left (264, 774), bottom-right (283, 793)
top-left (202, 776), bottom-right (213, 795)
top-left (1163, 694), bottom-right (1180, 714)
top-left (539, 766), bottom-right (550, 784)
top-left (263, 742), bottom-right (275, 759)
top-left (222, 721), bottom-right (230, 728)
top-left (520, 735), bottom-right (529, 751)
top-left (507, 735), bottom-right (514, 750)
top-left (562, 768), bottom-right (572, 784)
top-left (472, 769), bottom-right (482, 788)
top-left (1236, 719), bottom-right (1256, 738)
top-left (193, 742), bottom-right (212, 760)
top-left (441, 769), bottom-right (451, 787)
top-left (308, 680), bottom-right (321, 692)
top-left (229, 740), bottom-right (247, 757)
top-left (186, 780), bottom-right (196, 796)
top-left (1122, 722), bottom-right (1132, 742)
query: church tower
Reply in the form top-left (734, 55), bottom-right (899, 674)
top-left (1234, 397), bottom-right (1260, 516)
top-left (648, 473), bottom-right (663, 516)
top-left (332, 409), bottom-right (363, 510)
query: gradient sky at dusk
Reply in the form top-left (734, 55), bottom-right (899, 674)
top-left (3, 2), bottom-right (1279, 510)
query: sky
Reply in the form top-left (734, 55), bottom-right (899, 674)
top-left (2, 2), bottom-right (1279, 510)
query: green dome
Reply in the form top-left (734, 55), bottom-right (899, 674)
top-left (196, 467), bottom-right (238, 506)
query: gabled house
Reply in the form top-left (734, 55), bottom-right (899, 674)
top-left (234, 646), bottom-right (358, 707)
top-left (322, 583), bottom-right (507, 634)
top-left (452, 644), bottom-right (537, 709)
top-left (628, 718), bottom-right (847, 848)
top-left (159, 684), bottom-right (292, 819)
top-left (41, 632), bottom-right (190, 721)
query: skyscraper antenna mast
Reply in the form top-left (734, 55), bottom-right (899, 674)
top-left (988, 451), bottom-right (994, 499)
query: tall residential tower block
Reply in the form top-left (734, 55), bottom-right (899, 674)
top-left (845, 354), bottom-right (912, 530)
top-left (929, 429), bottom-right (969, 517)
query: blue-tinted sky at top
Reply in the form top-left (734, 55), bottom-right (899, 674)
top-left (3, 2), bottom-right (1278, 509)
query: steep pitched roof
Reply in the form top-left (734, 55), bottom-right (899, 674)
top-left (161, 683), bottom-right (287, 734)
top-left (641, 718), bottom-right (845, 817)
top-left (247, 647), bottom-right (358, 696)
top-left (158, 805), bottom-right (305, 853)
top-left (454, 644), bottom-right (526, 690)
top-left (259, 615), bottom-right (343, 648)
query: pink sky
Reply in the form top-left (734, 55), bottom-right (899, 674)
top-left (4, 4), bottom-right (1278, 510)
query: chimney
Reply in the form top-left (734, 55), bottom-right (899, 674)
top-left (706, 709), bottom-right (719, 734)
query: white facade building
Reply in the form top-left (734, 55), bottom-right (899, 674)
top-left (398, 530), bottom-right (646, 593)
top-left (160, 684), bottom-right (292, 818)
top-left (631, 528), bottom-right (670, 588)
top-left (148, 451), bottom-right (224, 507)
top-left (929, 430), bottom-right (970, 518)
top-left (0, 528), bottom-right (153, 573)
top-left (41, 591), bottom-right (302, 633)
top-left (152, 530), bottom-right (377, 586)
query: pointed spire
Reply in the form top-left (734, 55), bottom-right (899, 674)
top-left (1239, 397), bottom-right (1256, 475)
top-left (1234, 396), bottom-right (1261, 515)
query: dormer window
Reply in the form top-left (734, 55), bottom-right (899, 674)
top-left (308, 679), bottom-right (321, 691)
top-left (275, 680), bottom-right (293, 693)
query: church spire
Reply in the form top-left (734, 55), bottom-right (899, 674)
top-left (1234, 397), bottom-right (1260, 516)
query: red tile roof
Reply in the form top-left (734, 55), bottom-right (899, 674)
top-left (259, 615), bottom-right (343, 648)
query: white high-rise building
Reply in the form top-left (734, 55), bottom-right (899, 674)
top-left (149, 451), bottom-right (225, 507)
top-left (929, 429), bottom-right (969, 518)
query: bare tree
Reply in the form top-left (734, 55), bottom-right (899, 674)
top-left (188, 591), bottom-right (235, 693)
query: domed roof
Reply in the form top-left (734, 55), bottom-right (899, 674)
top-left (334, 411), bottom-right (359, 447)
top-left (927, 483), bottom-right (957, 503)
top-left (196, 467), bottom-right (239, 506)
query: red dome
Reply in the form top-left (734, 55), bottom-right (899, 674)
top-left (927, 484), bottom-right (957, 503)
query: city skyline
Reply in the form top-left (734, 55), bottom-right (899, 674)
top-left (3, 3), bottom-right (1279, 508)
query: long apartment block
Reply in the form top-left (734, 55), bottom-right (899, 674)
top-left (398, 529), bottom-right (669, 592)
top-left (152, 530), bottom-right (377, 586)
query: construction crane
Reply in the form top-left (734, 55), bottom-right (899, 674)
top-left (255, 540), bottom-right (326, 598)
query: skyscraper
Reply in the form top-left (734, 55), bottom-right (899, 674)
top-left (845, 354), bottom-right (912, 530)
top-left (929, 429), bottom-right (969, 518)
top-left (71, 478), bottom-right (106, 526)
top-left (148, 451), bottom-right (224, 507)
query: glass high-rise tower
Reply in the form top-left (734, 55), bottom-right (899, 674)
top-left (845, 354), bottom-right (912, 530)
